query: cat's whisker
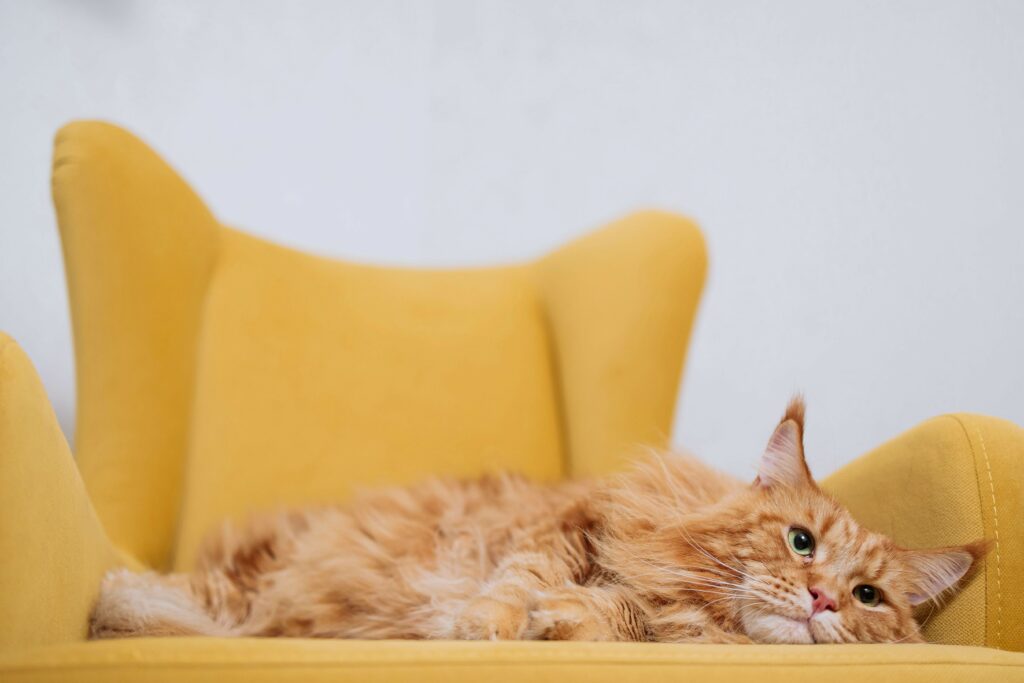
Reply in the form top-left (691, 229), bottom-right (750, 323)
top-left (702, 595), bottom-right (740, 607)
top-left (915, 600), bottom-right (938, 633)
top-left (648, 455), bottom-right (768, 585)
top-left (623, 555), bottom-right (729, 583)
top-left (624, 560), bottom-right (763, 596)
top-left (617, 569), bottom-right (760, 599)
top-left (682, 586), bottom-right (760, 598)
top-left (672, 526), bottom-right (773, 590)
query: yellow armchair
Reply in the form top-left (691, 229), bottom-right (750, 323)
top-left (0, 121), bottom-right (1021, 682)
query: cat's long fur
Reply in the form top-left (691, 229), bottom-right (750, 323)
top-left (91, 398), bottom-right (988, 643)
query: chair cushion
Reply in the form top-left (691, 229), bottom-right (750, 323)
top-left (2, 639), bottom-right (1022, 683)
top-left (175, 230), bottom-right (565, 567)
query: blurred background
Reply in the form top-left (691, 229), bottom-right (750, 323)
top-left (1, 1), bottom-right (1021, 479)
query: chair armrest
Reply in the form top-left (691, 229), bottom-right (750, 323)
top-left (0, 334), bottom-right (124, 652)
top-left (824, 414), bottom-right (1023, 652)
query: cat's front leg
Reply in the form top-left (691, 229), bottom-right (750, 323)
top-left (648, 604), bottom-right (754, 644)
top-left (453, 552), bottom-right (573, 640)
top-left (526, 583), bottom-right (648, 641)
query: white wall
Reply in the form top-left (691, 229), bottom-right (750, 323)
top-left (1, 0), bottom-right (1022, 480)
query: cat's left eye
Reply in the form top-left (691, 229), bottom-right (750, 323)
top-left (787, 527), bottom-right (815, 556)
top-left (853, 584), bottom-right (881, 607)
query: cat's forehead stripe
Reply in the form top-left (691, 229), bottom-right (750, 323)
top-left (817, 511), bottom-right (839, 538)
top-left (758, 512), bottom-right (787, 526)
top-left (866, 552), bottom-right (889, 580)
top-left (823, 525), bottom-right (892, 581)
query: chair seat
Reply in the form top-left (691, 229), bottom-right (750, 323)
top-left (2, 639), bottom-right (1022, 683)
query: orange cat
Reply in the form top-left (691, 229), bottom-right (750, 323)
top-left (90, 398), bottom-right (988, 643)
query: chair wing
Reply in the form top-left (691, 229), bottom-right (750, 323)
top-left (535, 211), bottom-right (707, 476)
top-left (52, 121), bottom-right (221, 568)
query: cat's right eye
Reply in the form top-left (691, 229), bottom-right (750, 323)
top-left (787, 527), bottom-right (815, 556)
top-left (853, 584), bottom-right (881, 606)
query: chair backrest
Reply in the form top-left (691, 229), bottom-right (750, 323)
top-left (52, 121), bottom-right (707, 569)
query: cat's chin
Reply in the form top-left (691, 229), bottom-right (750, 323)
top-left (740, 611), bottom-right (815, 644)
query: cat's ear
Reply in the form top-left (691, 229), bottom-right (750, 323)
top-left (901, 540), bottom-right (991, 605)
top-left (754, 396), bottom-right (812, 490)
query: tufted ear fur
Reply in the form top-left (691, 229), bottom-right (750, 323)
top-left (754, 396), bottom-right (813, 490)
top-left (902, 540), bottom-right (991, 605)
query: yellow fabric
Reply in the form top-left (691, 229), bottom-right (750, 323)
top-left (176, 231), bottom-right (565, 567)
top-left (0, 640), bottom-right (1021, 683)
top-left (537, 213), bottom-right (706, 476)
top-left (824, 414), bottom-right (1024, 652)
top-left (960, 414), bottom-right (1024, 654)
top-left (0, 335), bottom-right (121, 652)
top-left (52, 121), bottom-right (220, 569)
top-left (174, 211), bottom-right (706, 566)
top-left (1, 120), bottom-right (1022, 679)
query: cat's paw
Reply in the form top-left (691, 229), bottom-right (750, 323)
top-left (527, 594), bottom-right (618, 641)
top-left (454, 597), bottom-right (529, 640)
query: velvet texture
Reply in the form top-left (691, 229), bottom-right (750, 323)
top-left (0, 121), bottom-right (1020, 681)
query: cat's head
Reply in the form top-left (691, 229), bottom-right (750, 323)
top-left (702, 397), bottom-right (988, 643)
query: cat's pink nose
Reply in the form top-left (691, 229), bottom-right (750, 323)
top-left (808, 587), bottom-right (837, 615)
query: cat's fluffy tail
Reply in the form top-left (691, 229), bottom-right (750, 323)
top-left (90, 568), bottom-right (231, 638)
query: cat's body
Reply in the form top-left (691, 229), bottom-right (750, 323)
top-left (91, 399), bottom-right (987, 644)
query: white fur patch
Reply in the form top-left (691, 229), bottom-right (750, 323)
top-left (91, 569), bottom-right (225, 637)
top-left (740, 610), bottom-right (814, 644)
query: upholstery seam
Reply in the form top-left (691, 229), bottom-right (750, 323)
top-left (974, 425), bottom-right (1004, 648)
top-left (946, 414), bottom-right (992, 648)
